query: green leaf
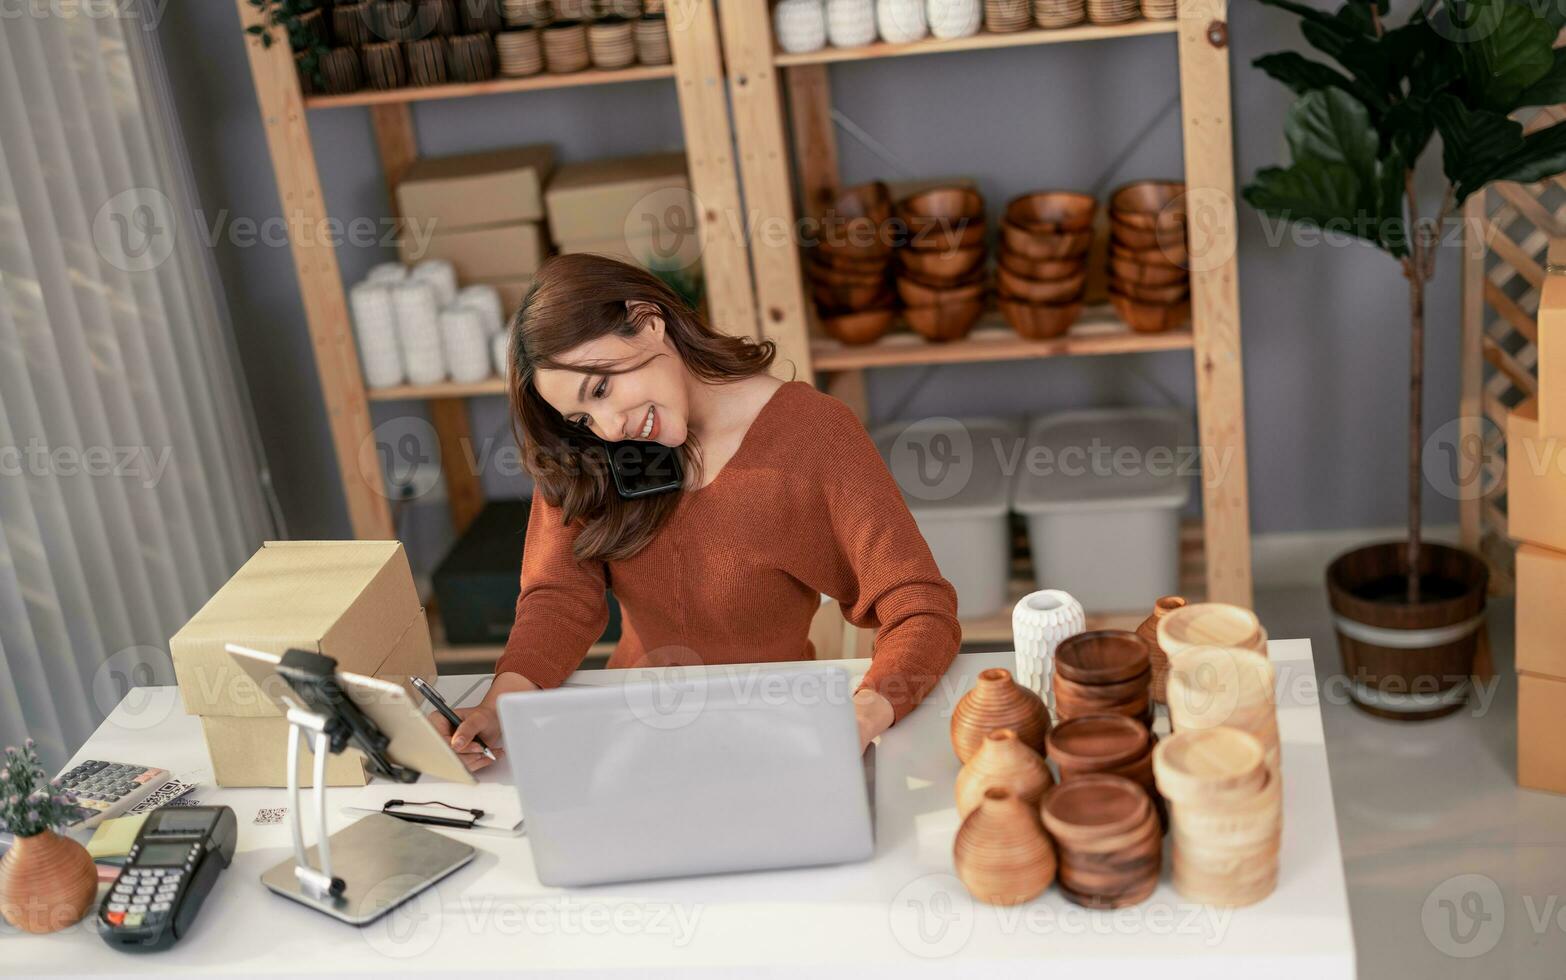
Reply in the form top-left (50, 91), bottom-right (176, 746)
top-left (1468, 119), bottom-right (1566, 200)
top-left (1243, 159), bottom-right (1384, 249)
top-left (1430, 93), bottom-right (1526, 198)
top-left (1285, 88), bottom-right (1381, 178)
top-left (1253, 51), bottom-right (1362, 99)
top-left (1518, 49), bottom-right (1566, 106)
top-left (1458, 0), bottom-right (1556, 109)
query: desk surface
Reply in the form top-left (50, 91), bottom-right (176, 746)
top-left (7, 644), bottom-right (1354, 978)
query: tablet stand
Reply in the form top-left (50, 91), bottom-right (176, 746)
top-left (255, 650), bottom-right (475, 926)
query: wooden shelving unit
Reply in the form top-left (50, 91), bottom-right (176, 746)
top-left (302, 64), bottom-right (677, 109)
top-left (720, 2), bottom-right (1255, 608)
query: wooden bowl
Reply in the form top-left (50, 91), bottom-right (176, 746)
top-left (821, 307), bottom-right (895, 345)
top-left (899, 186), bottom-right (986, 223)
top-left (1109, 287), bottom-right (1191, 333)
top-left (813, 281), bottom-right (893, 312)
top-left (1118, 279), bottom-right (1189, 304)
top-left (905, 217), bottom-right (987, 251)
top-left (1004, 191), bottom-right (1096, 234)
top-left (904, 298), bottom-right (985, 342)
top-left (897, 273), bottom-right (986, 308)
top-left (811, 247), bottom-right (892, 275)
top-left (830, 180), bottom-right (895, 223)
top-left (1055, 630), bottom-right (1153, 686)
top-left (808, 256), bottom-right (885, 287)
top-left (997, 295), bottom-right (1082, 340)
top-left (996, 267), bottom-right (1085, 304)
top-left (1110, 219), bottom-right (1186, 252)
top-left (899, 245), bottom-right (987, 284)
top-left (1108, 254), bottom-right (1187, 286)
top-left (998, 249), bottom-right (1084, 280)
top-left (817, 181), bottom-right (896, 260)
top-left (1000, 220), bottom-right (1092, 260)
top-left (1109, 180), bottom-right (1185, 228)
top-left (1110, 240), bottom-right (1188, 268)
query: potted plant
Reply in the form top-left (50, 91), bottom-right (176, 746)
top-left (1244, 0), bottom-right (1566, 719)
top-left (0, 741), bottom-right (96, 934)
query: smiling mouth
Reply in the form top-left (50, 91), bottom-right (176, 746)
top-left (634, 405), bottom-right (656, 440)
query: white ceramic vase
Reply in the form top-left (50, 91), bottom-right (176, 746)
top-left (877, 0), bottom-right (928, 41)
top-left (1012, 589), bottom-right (1085, 712)
top-left (774, 0), bottom-right (827, 53)
top-left (826, 0), bottom-right (877, 47)
top-left (927, 0), bottom-right (981, 38)
top-left (348, 280), bottom-right (404, 389)
top-left (440, 306), bottom-right (492, 384)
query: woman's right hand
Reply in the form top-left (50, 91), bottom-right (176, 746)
top-left (427, 705), bottom-right (505, 772)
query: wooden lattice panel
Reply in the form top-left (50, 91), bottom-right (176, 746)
top-left (1460, 106), bottom-right (1561, 594)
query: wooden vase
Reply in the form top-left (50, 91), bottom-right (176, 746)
top-left (951, 667), bottom-right (1050, 763)
top-left (0, 830), bottom-right (99, 934)
top-left (1137, 594), bottom-right (1186, 704)
top-left (953, 787), bottom-right (1056, 905)
top-left (954, 728), bottom-right (1054, 818)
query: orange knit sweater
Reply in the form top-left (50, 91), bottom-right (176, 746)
top-left (495, 381), bottom-right (962, 722)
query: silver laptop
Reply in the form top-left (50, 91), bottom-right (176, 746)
top-left (497, 663), bottom-right (875, 887)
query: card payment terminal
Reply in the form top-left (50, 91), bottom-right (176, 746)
top-left (98, 806), bottom-right (237, 952)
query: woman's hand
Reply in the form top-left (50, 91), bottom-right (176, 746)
top-left (426, 671), bottom-right (540, 772)
top-left (853, 688), bottom-right (895, 752)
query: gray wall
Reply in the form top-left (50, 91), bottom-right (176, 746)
top-left (156, 0), bottom-right (1461, 563)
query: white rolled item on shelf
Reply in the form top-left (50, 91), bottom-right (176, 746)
top-left (412, 259), bottom-right (458, 307)
top-left (366, 261), bottom-right (407, 284)
top-left (492, 330), bottom-right (510, 379)
top-left (774, 0), bottom-right (828, 53)
top-left (391, 280), bottom-right (446, 386)
top-left (348, 280), bottom-right (405, 389)
top-left (877, 0), bottom-right (928, 41)
top-left (1012, 588), bottom-right (1085, 710)
top-left (826, 0), bottom-right (877, 46)
top-left (927, 0), bottom-right (982, 37)
top-left (457, 283), bottom-right (506, 337)
top-left (441, 305), bottom-right (493, 384)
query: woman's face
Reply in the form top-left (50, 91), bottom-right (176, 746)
top-left (531, 303), bottom-right (690, 446)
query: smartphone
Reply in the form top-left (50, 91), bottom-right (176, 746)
top-left (572, 424), bottom-right (684, 499)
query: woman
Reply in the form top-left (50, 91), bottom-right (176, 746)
top-left (435, 253), bottom-right (961, 770)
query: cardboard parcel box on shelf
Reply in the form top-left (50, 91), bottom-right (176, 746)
top-left (545, 152), bottom-right (692, 245)
top-left (169, 541), bottom-right (436, 788)
top-left (395, 144), bottom-right (556, 230)
top-left (402, 222), bottom-right (548, 282)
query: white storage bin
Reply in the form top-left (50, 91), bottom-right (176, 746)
top-left (874, 417), bottom-right (1020, 620)
top-left (1012, 408), bottom-right (1191, 612)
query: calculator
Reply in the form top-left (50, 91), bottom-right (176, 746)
top-left (98, 806), bottom-right (237, 952)
top-left (56, 760), bottom-right (172, 829)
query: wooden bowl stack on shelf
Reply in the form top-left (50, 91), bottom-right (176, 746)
top-left (1154, 727), bottom-right (1282, 907)
top-left (895, 186), bottom-right (988, 343)
top-left (996, 191), bottom-right (1093, 340)
top-left (1033, 0), bottom-right (1086, 27)
top-left (1086, 0), bottom-right (1141, 23)
top-left (1108, 180), bottom-right (1191, 333)
top-left (810, 181), bottom-right (898, 345)
top-left (985, 0), bottom-right (1033, 31)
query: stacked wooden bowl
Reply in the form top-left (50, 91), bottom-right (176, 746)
top-left (1156, 601), bottom-right (1268, 706)
top-left (895, 186), bottom-right (988, 343)
top-left (1086, 0), bottom-right (1140, 22)
top-left (1034, 0), bottom-right (1086, 26)
top-left (1154, 727), bottom-right (1281, 907)
top-left (496, 28), bottom-right (544, 75)
top-left (996, 191), bottom-right (1093, 340)
top-left (810, 181), bottom-right (898, 346)
top-left (985, 0), bottom-right (1032, 30)
top-left (1045, 711), bottom-right (1164, 819)
top-left (587, 15), bottom-right (636, 68)
top-left (1051, 630), bottom-right (1153, 725)
top-left (633, 13), bottom-right (671, 64)
top-left (1041, 774), bottom-right (1162, 908)
top-left (1108, 180), bottom-right (1190, 333)
top-left (1166, 646), bottom-right (1281, 771)
top-left (541, 19), bottom-right (590, 73)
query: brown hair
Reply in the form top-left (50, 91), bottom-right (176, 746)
top-left (507, 253), bottom-right (779, 562)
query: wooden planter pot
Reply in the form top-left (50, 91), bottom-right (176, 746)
top-left (1326, 541), bottom-right (1488, 721)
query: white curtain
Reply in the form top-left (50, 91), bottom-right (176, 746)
top-left (0, 6), bottom-right (276, 768)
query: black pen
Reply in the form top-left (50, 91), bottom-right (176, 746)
top-left (412, 676), bottom-right (497, 762)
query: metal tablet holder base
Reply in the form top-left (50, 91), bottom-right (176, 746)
top-left (257, 651), bottom-right (474, 926)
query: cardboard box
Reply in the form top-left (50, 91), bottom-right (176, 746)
top-left (401, 223), bottom-right (547, 281)
top-left (1517, 544), bottom-right (1566, 677)
top-left (396, 145), bottom-right (555, 230)
top-left (1508, 398), bottom-right (1566, 552)
top-left (200, 717), bottom-right (370, 788)
top-left (1520, 671), bottom-right (1566, 794)
top-left (559, 229), bottom-right (703, 274)
top-left (169, 541), bottom-right (435, 787)
top-left (545, 152), bottom-right (691, 245)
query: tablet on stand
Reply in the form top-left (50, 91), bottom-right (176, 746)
top-left (225, 644), bottom-right (476, 925)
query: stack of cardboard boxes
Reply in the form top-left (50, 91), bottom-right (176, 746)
top-left (396, 145), bottom-right (556, 312)
top-left (544, 151), bottom-right (702, 277)
top-left (1511, 395), bottom-right (1566, 793)
top-left (169, 541), bottom-right (436, 788)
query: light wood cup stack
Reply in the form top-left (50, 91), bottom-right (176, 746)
top-left (1153, 727), bottom-right (1281, 907)
top-left (1034, 0), bottom-right (1085, 26)
top-left (1165, 645), bottom-right (1281, 771)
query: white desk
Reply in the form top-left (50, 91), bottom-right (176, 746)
top-left (7, 643), bottom-right (1354, 978)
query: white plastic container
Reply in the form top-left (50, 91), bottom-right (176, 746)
top-left (874, 417), bottom-right (1020, 620)
top-left (1012, 408), bottom-right (1192, 611)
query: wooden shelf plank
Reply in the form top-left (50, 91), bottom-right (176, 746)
top-left (810, 308), bottom-right (1192, 371)
top-left (304, 64), bottom-right (677, 109)
top-left (367, 377), bottom-right (509, 401)
top-left (773, 20), bottom-right (1177, 66)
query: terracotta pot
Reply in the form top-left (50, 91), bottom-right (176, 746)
top-left (953, 787), bottom-right (1057, 905)
top-left (1137, 594), bottom-right (1186, 704)
top-left (955, 728), bottom-right (1055, 817)
top-left (1326, 541), bottom-right (1488, 721)
top-left (0, 830), bottom-right (98, 934)
top-left (951, 667), bottom-right (1050, 762)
